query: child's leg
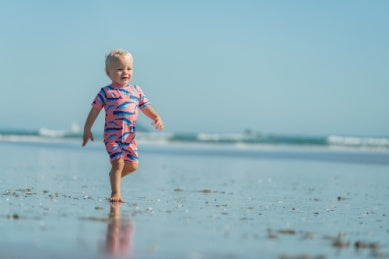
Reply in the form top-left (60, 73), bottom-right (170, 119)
top-left (121, 162), bottom-right (138, 177)
top-left (110, 158), bottom-right (125, 202)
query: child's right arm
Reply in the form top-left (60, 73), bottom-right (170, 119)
top-left (82, 107), bottom-right (101, 146)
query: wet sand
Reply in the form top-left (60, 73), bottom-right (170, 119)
top-left (1, 141), bottom-right (388, 258)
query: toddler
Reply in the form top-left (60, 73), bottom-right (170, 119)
top-left (82, 49), bottom-right (164, 202)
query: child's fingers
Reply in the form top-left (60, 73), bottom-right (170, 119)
top-left (156, 122), bottom-right (164, 130)
top-left (151, 118), bottom-right (164, 130)
top-left (82, 134), bottom-right (94, 146)
top-left (82, 137), bottom-right (89, 146)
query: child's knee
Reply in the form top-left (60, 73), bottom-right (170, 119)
top-left (123, 162), bottom-right (138, 175)
top-left (111, 158), bottom-right (125, 171)
top-left (126, 162), bottom-right (138, 172)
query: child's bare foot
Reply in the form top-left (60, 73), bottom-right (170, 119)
top-left (110, 193), bottom-right (123, 203)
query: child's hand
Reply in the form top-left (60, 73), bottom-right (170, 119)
top-left (82, 131), bottom-right (94, 146)
top-left (152, 117), bottom-right (164, 131)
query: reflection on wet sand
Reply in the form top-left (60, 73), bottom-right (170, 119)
top-left (104, 203), bottom-right (135, 257)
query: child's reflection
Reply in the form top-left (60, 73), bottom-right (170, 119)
top-left (104, 202), bottom-right (135, 257)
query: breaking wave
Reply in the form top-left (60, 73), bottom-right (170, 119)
top-left (0, 128), bottom-right (388, 151)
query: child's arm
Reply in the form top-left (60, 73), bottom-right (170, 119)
top-left (141, 106), bottom-right (164, 131)
top-left (82, 107), bottom-right (101, 146)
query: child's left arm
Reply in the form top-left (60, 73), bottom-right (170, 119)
top-left (141, 106), bottom-right (164, 130)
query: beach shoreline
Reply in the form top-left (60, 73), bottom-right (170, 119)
top-left (1, 140), bottom-right (388, 258)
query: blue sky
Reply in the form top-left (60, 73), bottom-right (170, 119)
top-left (1, 0), bottom-right (388, 136)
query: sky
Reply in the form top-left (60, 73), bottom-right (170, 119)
top-left (1, 0), bottom-right (388, 136)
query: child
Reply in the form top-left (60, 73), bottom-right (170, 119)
top-left (82, 49), bottom-right (164, 202)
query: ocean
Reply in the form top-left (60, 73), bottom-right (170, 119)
top-left (1, 127), bottom-right (389, 167)
top-left (1, 127), bottom-right (389, 150)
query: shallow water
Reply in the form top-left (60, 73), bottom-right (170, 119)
top-left (1, 141), bottom-right (388, 258)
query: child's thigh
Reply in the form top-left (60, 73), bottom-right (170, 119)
top-left (111, 158), bottom-right (125, 170)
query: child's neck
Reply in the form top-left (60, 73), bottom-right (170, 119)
top-left (111, 82), bottom-right (128, 88)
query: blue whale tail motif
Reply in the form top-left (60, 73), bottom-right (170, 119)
top-left (117, 101), bottom-right (132, 109)
top-left (113, 111), bottom-right (135, 116)
top-left (107, 105), bottom-right (116, 111)
top-left (110, 151), bottom-right (122, 160)
top-left (105, 134), bottom-right (117, 142)
top-left (108, 121), bottom-right (119, 127)
top-left (106, 97), bottom-right (121, 102)
top-left (105, 127), bottom-right (123, 132)
top-left (130, 95), bottom-right (140, 102)
top-left (126, 153), bottom-right (138, 161)
top-left (118, 88), bottom-right (130, 95)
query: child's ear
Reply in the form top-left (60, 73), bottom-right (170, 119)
top-left (105, 68), bottom-right (110, 77)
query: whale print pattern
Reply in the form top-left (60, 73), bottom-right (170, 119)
top-left (92, 84), bottom-right (150, 162)
top-left (105, 141), bottom-right (138, 162)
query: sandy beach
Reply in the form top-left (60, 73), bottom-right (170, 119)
top-left (1, 140), bottom-right (388, 258)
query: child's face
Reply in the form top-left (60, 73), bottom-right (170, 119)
top-left (106, 55), bottom-right (133, 86)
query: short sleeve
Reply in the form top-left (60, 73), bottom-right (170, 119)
top-left (91, 88), bottom-right (105, 110)
top-left (135, 85), bottom-right (151, 109)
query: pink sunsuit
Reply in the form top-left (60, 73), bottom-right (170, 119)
top-left (92, 83), bottom-right (150, 163)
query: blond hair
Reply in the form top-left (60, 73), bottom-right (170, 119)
top-left (105, 49), bottom-right (133, 70)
